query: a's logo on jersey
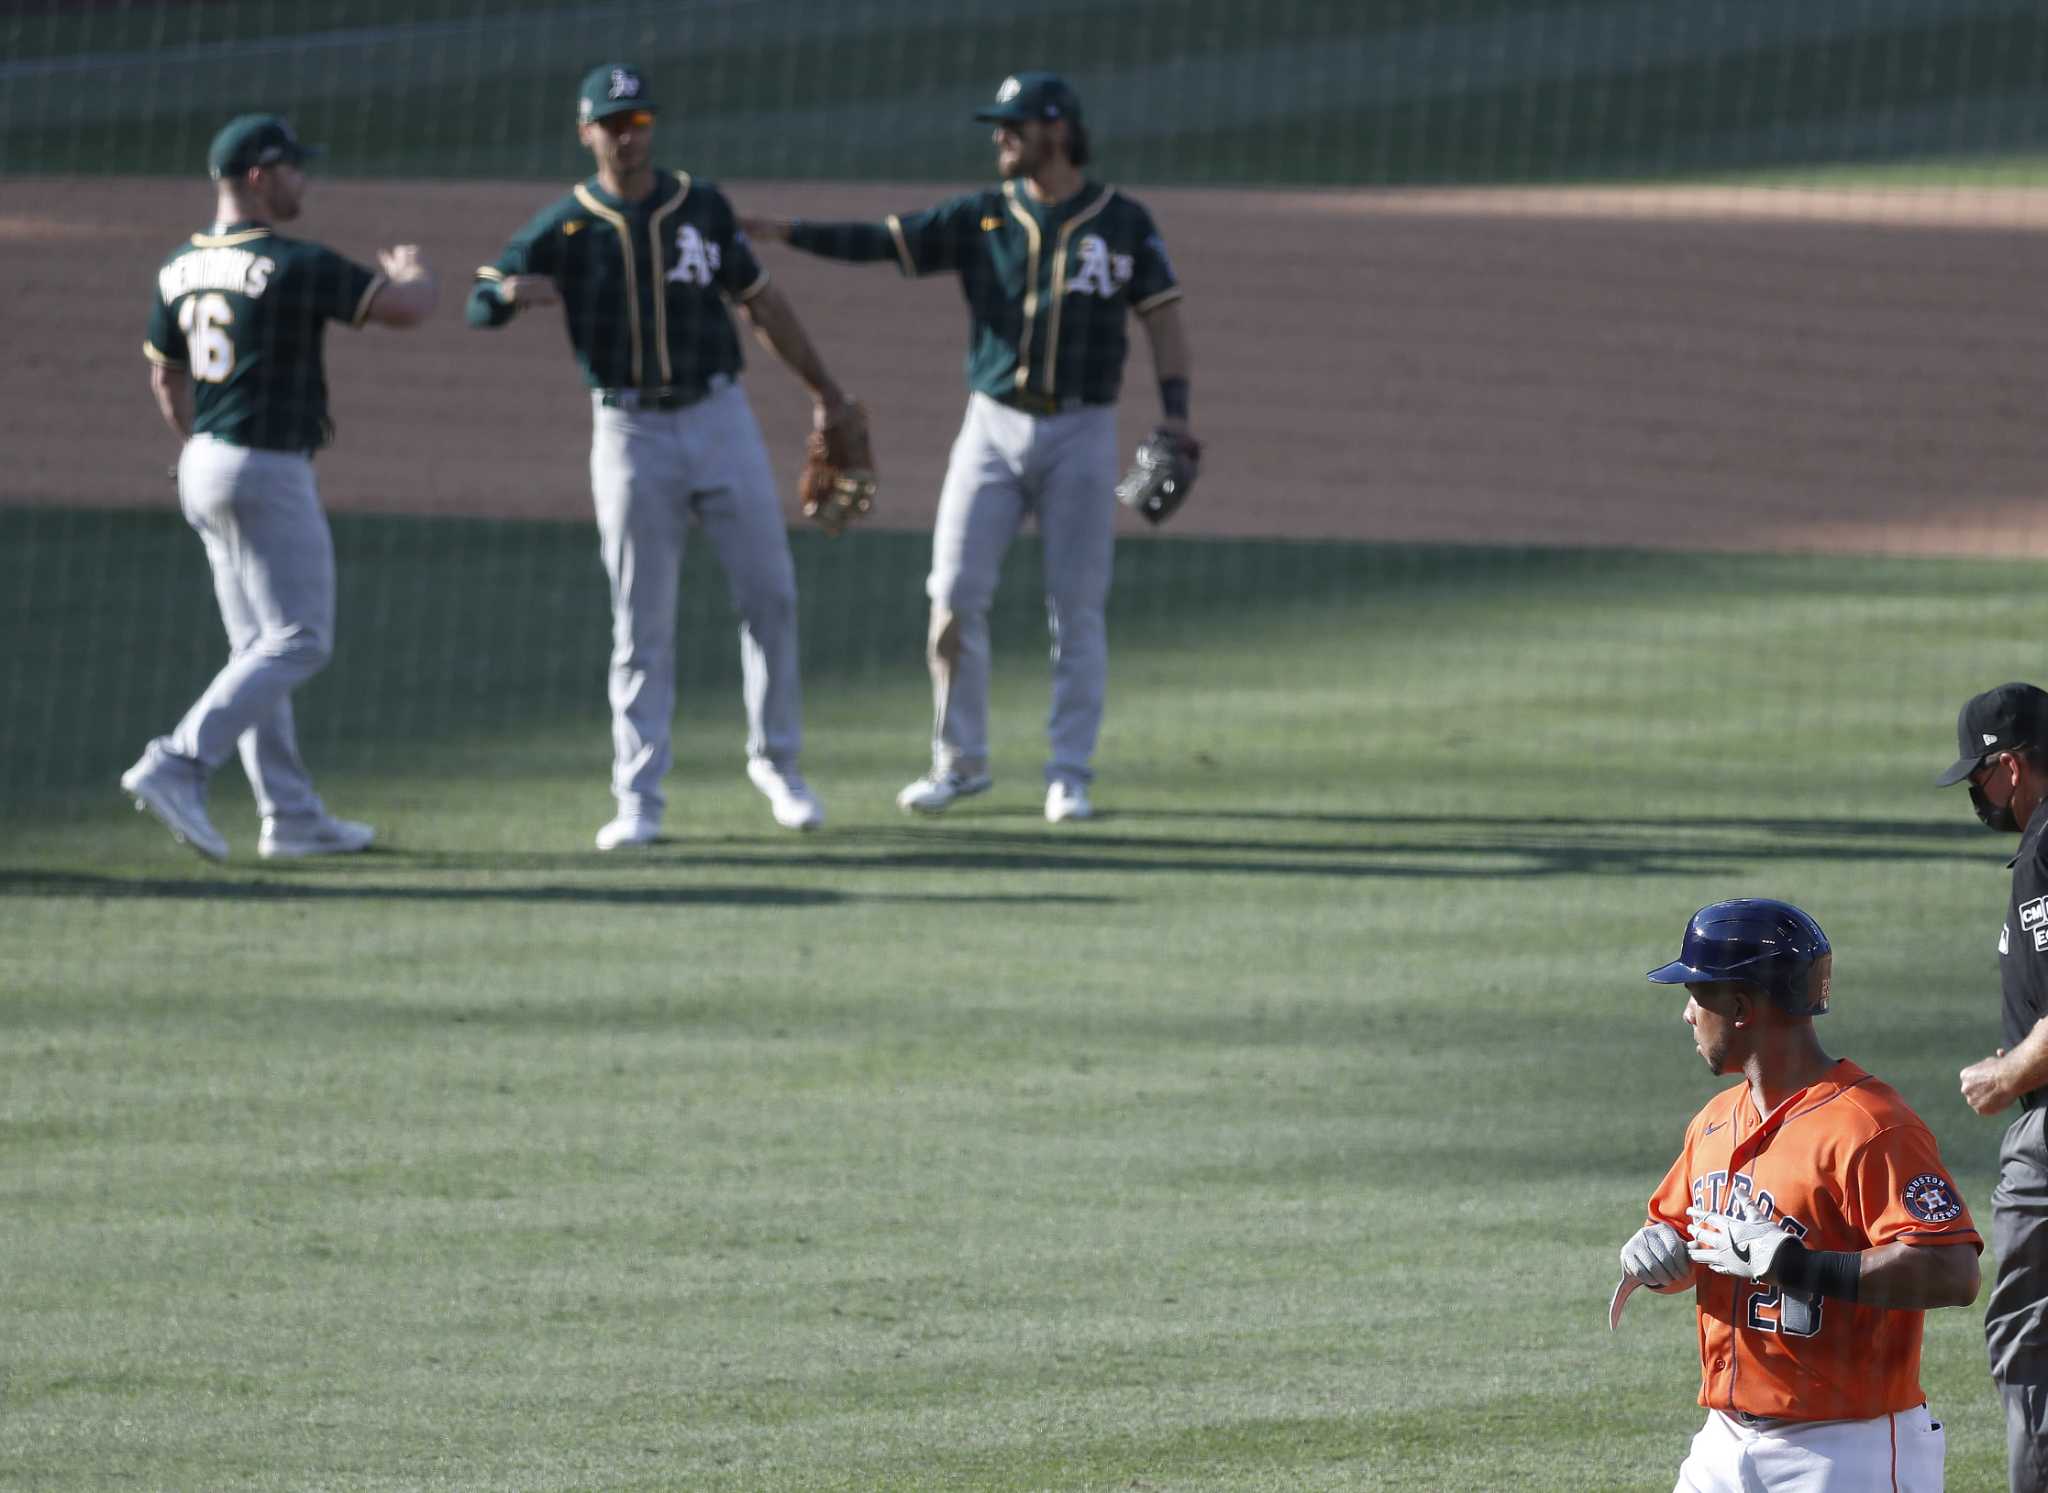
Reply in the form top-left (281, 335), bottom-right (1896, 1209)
top-left (1067, 234), bottom-right (1133, 299)
top-left (996, 76), bottom-right (1022, 104)
top-left (666, 224), bottom-right (721, 287)
top-left (610, 68), bottom-right (642, 100)
top-left (1903, 1172), bottom-right (1963, 1224)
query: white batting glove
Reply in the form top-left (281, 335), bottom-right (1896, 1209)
top-left (1686, 1202), bottom-right (1794, 1281)
top-left (1619, 1222), bottom-right (1691, 1289)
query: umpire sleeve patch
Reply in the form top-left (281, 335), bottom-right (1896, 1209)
top-left (2021, 896), bottom-right (2048, 951)
top-left (1903, 1172), bottom-right (1964, 1224)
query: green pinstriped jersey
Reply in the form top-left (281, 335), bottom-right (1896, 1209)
top-left (467, 171), bottom-right (767, 392)
top-left (143, 222), bottom-right (382, 452)
top-left (887, 180), bottom-right (1179, 406)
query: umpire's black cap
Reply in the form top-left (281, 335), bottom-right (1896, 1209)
top-left (1936, 682), bottom-right (2048, 786)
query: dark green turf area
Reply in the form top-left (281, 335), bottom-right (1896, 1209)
top-left (2, 505), bottom-right (2040, 1487)
top-left (3, 0), bottom-right (2042, 184)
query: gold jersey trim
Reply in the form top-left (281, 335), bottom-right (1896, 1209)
top-left (574, 181), bottom-right (642, 387)
top-left (142, 339), bottom-right (184, 368)
top-left (1040, 186), bottom-right (1113, 398)
top-left (1133, 285), bottom-right (1184, 316)
top-left (884, 214), bottom-right (916, 277)
top-left (1002, 181), bottom-right (1043, 394)
top-left (472, 266), bottom-right (514, 307)
top-left (189, 226), bottom-right (273, 249)
top-left (734, 271), bottom-right (771, 305)
top-left (645, 173), bottom-right (691, 385)
top-left (351, 273), bottom-right (388, 328)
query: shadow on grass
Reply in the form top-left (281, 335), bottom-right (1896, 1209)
top-left (0, 868), bottom-right (1116, 908)
top-left (1106, 810), bottom-right (1987, 843)
top-left (182, 809), bottom-right (1999, 882)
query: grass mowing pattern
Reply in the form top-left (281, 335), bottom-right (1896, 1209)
top-left (2, 508), bottom-right (2039, 1486)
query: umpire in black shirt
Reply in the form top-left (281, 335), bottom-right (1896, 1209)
top-left (1945, 682), bottom-right (2048, 1490)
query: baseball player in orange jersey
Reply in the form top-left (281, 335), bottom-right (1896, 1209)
top-left (1615, 899), bottom-right (1981, 1492)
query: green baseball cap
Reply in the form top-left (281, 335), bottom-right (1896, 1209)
top-left (974, 71), bottom-right (1082, 125)
top-left (207, 113), bottom-right (320, 179)
top-left (578, 63), bottom-right (657, 124)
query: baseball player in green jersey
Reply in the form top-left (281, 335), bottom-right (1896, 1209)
top-left (744, 72), bottom-right (1195, 824)
top-left (126, 113), bottom-right (438, 861)
top-left (468, 64), bottom-right (859, 848)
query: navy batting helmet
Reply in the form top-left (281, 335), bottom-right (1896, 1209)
top-left (1646, 899), bottom-right (1833, 1017)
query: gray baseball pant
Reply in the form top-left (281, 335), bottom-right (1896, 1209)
top-left (590, 380), bottom-right (802, 819)
top-left (159, 434), bottom-right (333, 821)
top-left (925, 393), bottom-right (1118, 788)
top-left (1989, 1105), bottom-right (2048, 1491)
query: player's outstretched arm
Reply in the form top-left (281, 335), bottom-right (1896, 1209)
top-left (365, 245), bottom-right (439, 328)
top-left (465, 272), bottom-right (558, 328)
top-left (740, 214), bottom-right (901, 266)
top-left (737, 282), bottom-right (851, 422)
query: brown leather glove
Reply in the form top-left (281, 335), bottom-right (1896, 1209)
top-left (797, 402), bottom-right (877, 537)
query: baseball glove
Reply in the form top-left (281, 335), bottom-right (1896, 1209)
top-left (1114, 427), bottom-right (1202, 525)
top-left (797, 402), bottom-right (877, 537)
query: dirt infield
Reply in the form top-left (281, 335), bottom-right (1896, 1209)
top-left (7, 175), bottom-right (2047, 555)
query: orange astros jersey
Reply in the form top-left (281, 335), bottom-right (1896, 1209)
top-left (1644, 1058), bottom-right (1981, 1422)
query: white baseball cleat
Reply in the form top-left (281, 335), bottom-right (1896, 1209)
top-left (258, 814), bottom-right (375, 859)
top-left (1045, 780), bottom-right (1094, 823)
top-left (896, 768), bottom-right (993, 815)
top-left (119, 747), bottom-right (228, 861)
top-left (594, 813), bottom-right (662, 851)
top-left (747, 758), bottom-right (824, 831)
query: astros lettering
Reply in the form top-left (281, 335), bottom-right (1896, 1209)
top-left (158, 248), bottom-right (276, 301)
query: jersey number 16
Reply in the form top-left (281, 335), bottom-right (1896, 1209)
top-left (178, 293), bottom-right (236, 383)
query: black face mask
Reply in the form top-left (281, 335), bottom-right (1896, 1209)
top-left (1971, 782), bottom-right (2021, 833)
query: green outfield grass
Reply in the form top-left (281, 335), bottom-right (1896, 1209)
top-left (1, 509), bottom-right (2038, 1488)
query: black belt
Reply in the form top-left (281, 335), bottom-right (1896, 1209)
top-left (2021, 1088), bottom-right (2048, 1113)
top-left (600, 383), bottom-right (713, 412)
top-left (993, 389), bottom-right (1094, 416)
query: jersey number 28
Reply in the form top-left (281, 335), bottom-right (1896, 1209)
top-left (177, 293), bottom-right (236, 383)
top-left (1746, 1285), bottom-right (1822, 1338)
